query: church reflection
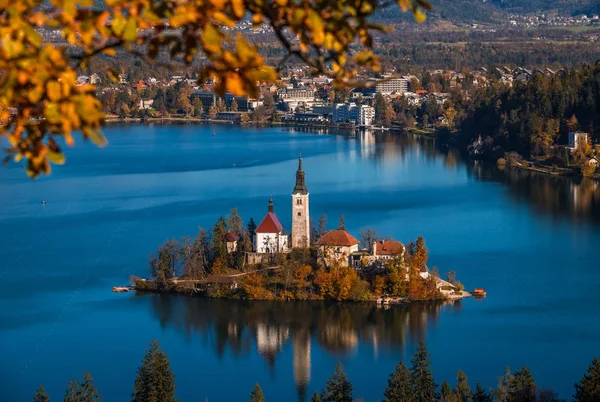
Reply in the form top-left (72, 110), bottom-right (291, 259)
top-left (147, 296), bottom-right (460, 400)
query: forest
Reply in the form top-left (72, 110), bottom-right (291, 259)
top-left (32, 340), bottom-right (600, 402)
top-left (436, 62), bottom-right (600, 174)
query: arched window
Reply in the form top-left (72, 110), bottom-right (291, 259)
top-left (296, 199), bottom-right (302, 205)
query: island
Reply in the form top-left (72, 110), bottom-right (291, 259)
top-left (128, 154), bottom-right (472, 303)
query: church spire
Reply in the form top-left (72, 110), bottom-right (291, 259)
top-left (268, 197), bottom-right (274, 213)
top-left (293, 153), bottom-right (308, 195)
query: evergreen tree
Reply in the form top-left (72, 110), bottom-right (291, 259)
top-left (409, 342), bottom-right (436, 402)
top-left (383, 361), bottom-right (413, 402)
top-left (249, 383), bottom-right (265, 402)
top-left (472, 382), bottom-right (491, 402)
top-left (80, 372), bottom-right (102, 402)
top-left (132, 340), bottom-right (177, 402)
top-left (455, 370), bottom-right (472, 402)
top-left (574, 357), bottom-right (600, 402)
top-left (507, 365), bottom-right (536, 402)
top-left (64, 379), bottom-right (82, 402)
top-left (247, 218), bottom-right (257, 242)
top-left (33, 385), bottom-right (50, 402)
top-left (311, 392), bottom-right (321, 402)
top-left (439, 381), bottom-right (453, 401)
top-left (492, 367), bottom-right (512, 402)
top-left (320, 363), bottom-right (353, 402)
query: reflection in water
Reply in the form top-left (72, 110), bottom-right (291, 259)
top-left (466, 161), bottom-right (600, 223)
top-left (148, 296), bottom-right (460, 401)
top-left (330, 129), bottom-right (600, 223)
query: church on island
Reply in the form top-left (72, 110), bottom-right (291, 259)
top-left (253, 153), bottom-right (311, 254)
top-left (249, 154), bottom-right (420, 274)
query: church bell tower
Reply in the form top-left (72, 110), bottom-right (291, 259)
top-left (291, 153), bottom-right (310, 248)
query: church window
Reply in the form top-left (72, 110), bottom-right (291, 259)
top-left (297, 199), bottom-right (302, 205)
top-left (297, 212), bottom-right (302, 216)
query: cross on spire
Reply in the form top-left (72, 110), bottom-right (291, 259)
top-left (293, 153), bottom-right (308, 195)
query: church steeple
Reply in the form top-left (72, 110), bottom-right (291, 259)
top-left (268, 197), bottom-right (274, 213)
top-left (293, 152), bottom-right (308, 195)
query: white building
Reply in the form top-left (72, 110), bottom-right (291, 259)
top-left (254, 198), bottom-right (288, 253)
top-left (375, 77), bottom-right (409, 95)
top-left (569, 131), bottom-right (589, 149)
top-left (332, 103), bottom-right (375, 126)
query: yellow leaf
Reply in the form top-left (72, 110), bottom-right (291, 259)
top-left (47, 149), bottom-right (65, 165)
top-left (231, 0), bottom-right (245, 19)
top-left (226, 73), bottom-right (245, 96)
top-left (47, 81), bottom-right (62, 102)
top-left (414, 9), bottom-right (427, 23)
top-left (201, 24), bottom-right (222, 54)
top-left (123, 17), bottom-right (138, 42)
top-left (308, 12), bottom-right (325, 46)
top-left (82, 126), bottom-right (107, 147)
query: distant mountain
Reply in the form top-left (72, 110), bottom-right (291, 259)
top-left (373, 0), bottom-right (600, 24)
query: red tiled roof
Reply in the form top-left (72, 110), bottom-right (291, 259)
top-left (375, 240), bottom-right (405, 256)
top-left (225, 232), bottom-right (239, 242)
top-left (256, 212), bottom-right (284, 234)
top-left (316, 230), bottom-right (359, 247)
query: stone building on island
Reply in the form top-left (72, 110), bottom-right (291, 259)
top-left (291, 153), bottom-right (310, 248)
top-left (315, 229), bottom-right (360, 267)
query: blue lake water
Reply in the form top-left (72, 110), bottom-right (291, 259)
top-left (1, 124), bottom-right (599, 401)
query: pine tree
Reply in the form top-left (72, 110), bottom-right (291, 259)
top-left (33, 385), bottom-right (50, 402)
top-left (132, 340), bottom-right (177, 402)
top-left (472, 382), bottom-right (491, 402)
top-left (80, 372), bottom-right (101, 401)
top-left (492, 367), bottom-right (512, 402)
top-left (383, 361), bottom-right (413, 402)
top-left (439, 381), bottom-right (453, 401)
top-left (249, 383), bottom-right (265, 402)
top-left (574, 357), bottom-right (600, 402)
top-left (311, 392), bottom-right (321, 402)
top-left (64, 379), bottom-right (80, 402)
top-left (507, 365), bottom-right (536, 402)
top-left (409, 342), bottom-right (436, 402)
top-left (247, 218), bottom-right (257, 242)
top-left (320, 363), bottom-right (353, 402)
top-left (455, 370), bottom-right (472, 402)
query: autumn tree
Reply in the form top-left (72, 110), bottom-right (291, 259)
top-left (231, 99), bottom-right (239, 112)
top-left (574, 357), bottom-right (600, 402)
top-left (359, 228), bottom-right (379, 251)
top-left (33, 386), bottom-right (50, 402)
top-left (132, 340), bottom-right (177, 402)
top-left (191, 97), bottom-right (204, 117)
top-left (321, 363), bottom-right (353, 402)
top-left (383, 361), bottom-right (413, 402)
top-left (249, 383), bottom-right (265, 402)
top-left (409, 342), bottom-right (436, 402)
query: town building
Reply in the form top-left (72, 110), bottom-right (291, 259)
top-left (375, 77), bottom-right (409, 95)
top-left (315, 229), bottom-right (360, 267)
top-left (332, 103), bottom-right (375, 126)
top-left (139, 99), bottom-right (154, 109)
top-left (291, 154), bottom-right (310, 248)
top-left (254, 198), bottom-right (288, 253)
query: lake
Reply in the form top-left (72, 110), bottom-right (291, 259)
top-left (1, 124), bottom-right (599, 401)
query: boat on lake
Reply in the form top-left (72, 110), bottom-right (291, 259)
top-left (472, 288), bottom-right (487, 297)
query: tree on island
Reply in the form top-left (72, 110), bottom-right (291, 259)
top-left (33, 385), bottom-right (50, 402)
top-left (247, 218), bottom-right (257, 241)
top-left (409, 342), bottom-right (436, 402)
top-left (249, 383), bottom-right (265, 402)
top-left (132, 340), bottom-right (177, 402)
top-left (311, 392), bottom-right (322, 402)
top-left (338, 215), bottom-right (346, 231)
top-left (574, 357), bottom-right (600, 402)
top-left (64, 372), bottom-right (102, 402)
top-left (383, 361), bottom-right (413, 402)
top-left (231, 99), bottom-right (239, 112)
top-left (321, 363), bottom-right (353, 402)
